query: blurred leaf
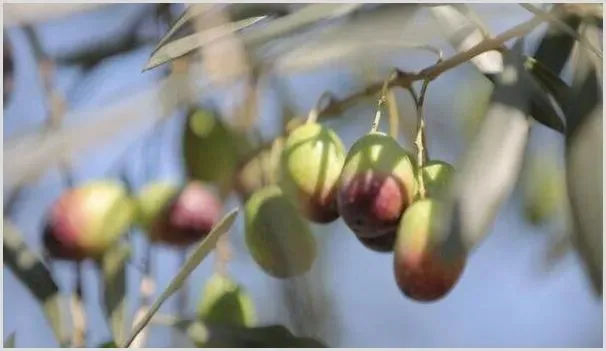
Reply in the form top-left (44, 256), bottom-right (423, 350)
top-left (144, 16), bottom-right (269, 72)
top-left (3, 4), bottom-right (107, 27)
top-left (520, 4), bottom-right (602, 59)
top-left (197, 273), bottom-right (257, 327)
top-left (151, 4), bottom-right (213, 55)
top-left (4, 332), bottom-right (16, 348)
top-left (523, 7), bottom-right (583, 135)
top-left (173, 319), bottom-right (327, 347)
top-left (123, 209), bottom-right (239, 347)
top-left (563, 23), bottom-right (602, 138)
top-left (525, 56), bottom-right (571, 102)
top-left (227, 3), bottom-right (291, 22)
top-left (533, 7), bottom-right (582, 74)
top-left (563, 23), bottom-right (603, 296)
top-left (97, 340), bottom-right (117, 348)
top-left (100, 244), bottom-right (130, 346)
top-left (152, 4), bottom-right (292, 58)
top-left (242, 4), bottom-right (364, 46)
top-left (566, 106), bottom-right (603, 295)
top-left (3, 221), bottom-right (68, 346)
top-left (429, 5), bottom-right (565, 134)
top-left (145, 4), bottom-right (364, 71)
top-left (429, 5), bottom-right (503, 75)
top-left (441, 39), bottom-right (533, 255)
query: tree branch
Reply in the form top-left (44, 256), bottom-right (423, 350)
top-left (318, 14), bottom-right (545, 118)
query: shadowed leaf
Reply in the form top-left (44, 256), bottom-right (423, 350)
top-left (123, 209), bottom-right (239, 347)
top-left (527, 76), bottom-right (565, 134)
top-left (3, 221), bottom-right (68, 346)
top-left (173, 319), bottom-right (327, 347)
top-left (99, 244), bottom-right (130, 346)
top-left (533, 6), bottom-right (582, 74)
top-left (97, 340), bottom-right (117, 348)
top-left (4, 332), bottom-right (16, 348)
top-left (525, 56), bottom-right (571, 103)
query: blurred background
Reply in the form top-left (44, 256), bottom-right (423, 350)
top-left (3, 3), bottom-right (603, 348)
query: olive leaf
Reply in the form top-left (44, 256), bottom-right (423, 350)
top-left (99, 244), bottom-right (131, 346)
top-left (565, 105), bottom-right (602, 295)
top-left (151, 4), bottom-right (213, 55)
top-left (440, 39), bottom-right (533, 255)
top-left (143, 4), bottom-right (364, 72)
top-left (429, 5), bottom-right (503, 75)
top-left (227, 4), bottom-right (291, 22)
top-left (563, 22), bottom-right (602, 296)
top-left (533, 8), bottom-right (582, 75)
top-left (429, 4), bottom-right (565, 134)
top-left (4, 332), bottom-right (16, 348)
top-left (143, 15), bottom-right (268, 72)
top-left (520, 4), bottom-right (602, 60)
top-left (123, 208), bottom-right (239, 347)
top-left (524, 56), bottom-right (571, 103)
top-left (151, 4), bottom-right (292, 58)
top-left (97, 340), bottom-right (117, 348)
top-left (172, 319), bottom-right (327, 347)
top-left (3, 221), bottom-right (68, 347)
top-left (527, 83), bottom-right (566, 134)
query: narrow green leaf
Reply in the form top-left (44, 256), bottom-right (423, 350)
top-left (4, 332), bottom-right (16, 348)
top-left (99, 244), bottom-right (131, 346)
top-left (143, 16), bottom-right (268, 72)
top-left (144, 4), bottom-right (364, 72)
top-left (151, 4), bottom-right (213, 56)
top-left (3, 221), bottom-right (68, 346)
top-left (173, 319), bottom-right (327, 347)
top-left (525, 57), bottom-right (571, 102)
top-left (122, 209), bottom-right (239, 347)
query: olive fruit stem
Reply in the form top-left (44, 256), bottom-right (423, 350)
top-left (70, 263), bottom-right (87, 347)
top-left (370, 72), bottom-right (396, 134)
top-left (386, 89), bottom-right (400, 140)
top-left (306, 92), bottom-right (335, 124)
top-left (412, 79), bottom-right (431, 200)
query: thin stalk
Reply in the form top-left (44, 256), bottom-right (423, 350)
top-left (306, 92), bottom-right (335, 124)
top-left (70, 263), bottom-right (87, 347)
top-left (412, 80), bottom-right (431, 200)
top-left (386, 89), bottom-right (400, 140)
